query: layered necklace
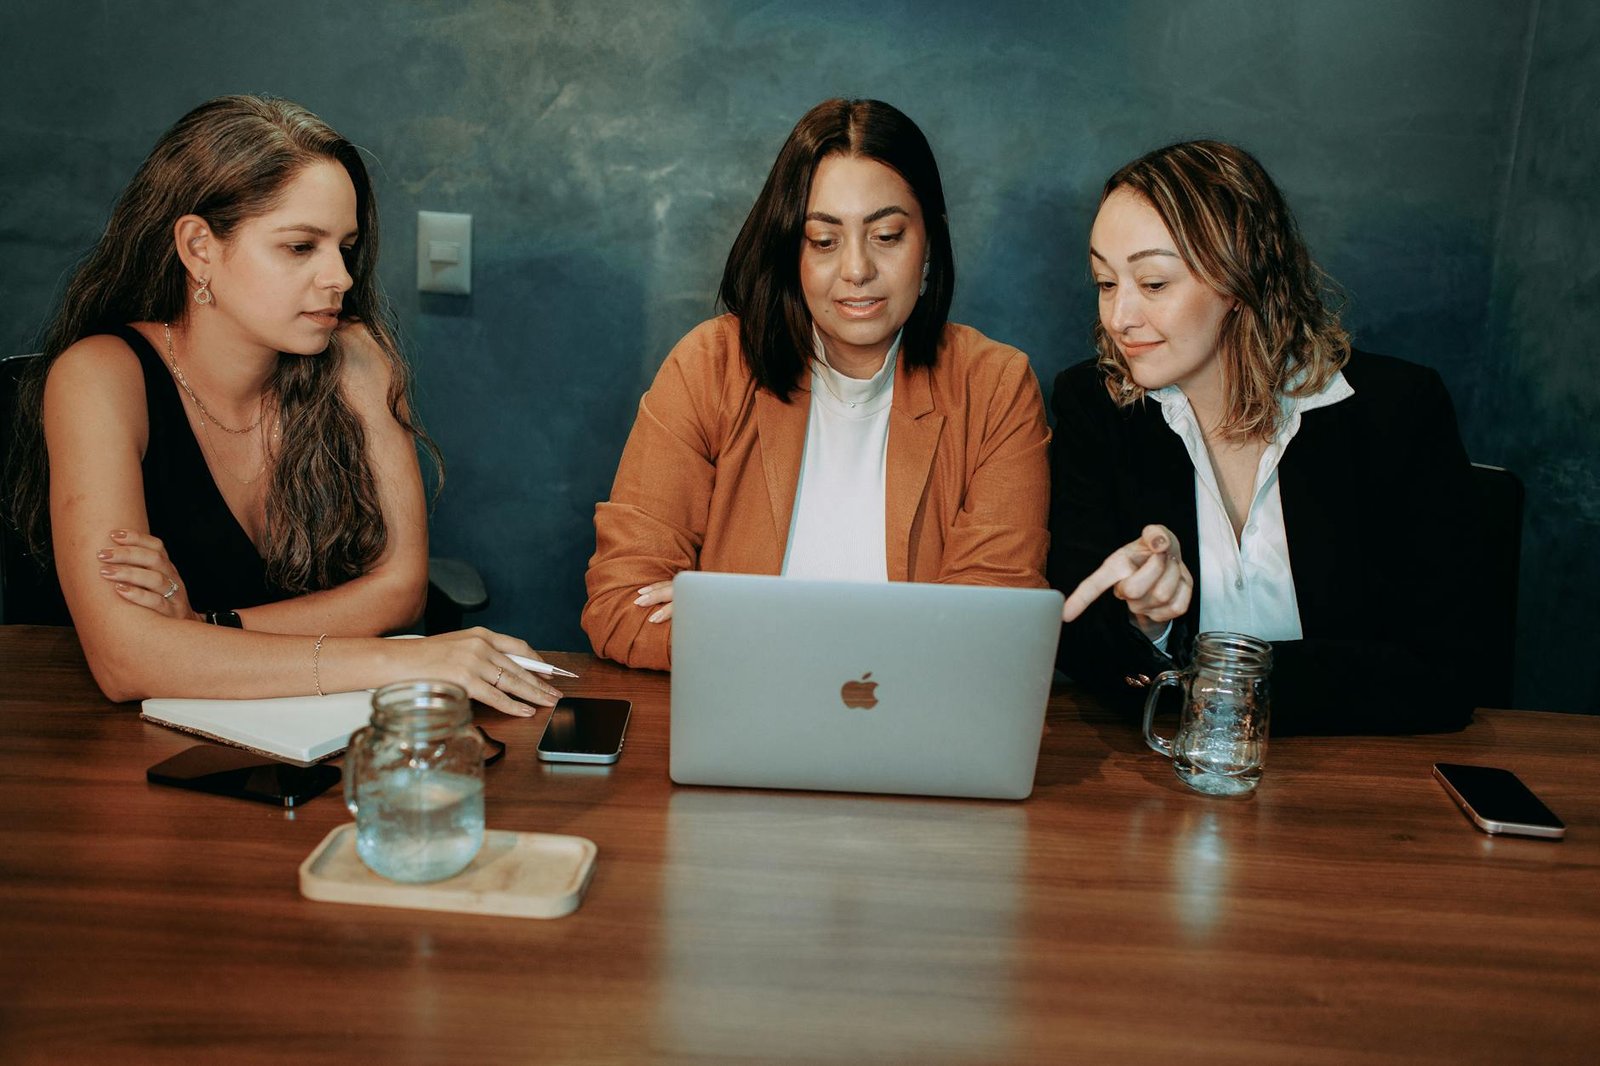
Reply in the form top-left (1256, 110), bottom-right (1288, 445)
top-left (163, 323), bottom-right (280, 485)
top-left (163, 323), bottom-right (262, 434)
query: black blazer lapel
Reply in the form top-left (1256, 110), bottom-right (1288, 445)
top-left (1126, 401), bottom-right (1204, 638)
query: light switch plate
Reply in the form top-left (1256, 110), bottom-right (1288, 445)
top-left (417, 211), bottom-right (472, 295)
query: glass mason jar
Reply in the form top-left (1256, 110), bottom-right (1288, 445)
top-left (1142, 632), bottom-right (1273, 796)
top-left (344, 680), bottom-right (485, 882)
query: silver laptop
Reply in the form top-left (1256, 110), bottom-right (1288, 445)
top-left (670, 572), bottom-right (1064, 800)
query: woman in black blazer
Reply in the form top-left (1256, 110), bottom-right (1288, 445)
top-left (1051, 141), bottom-right (1474, 736)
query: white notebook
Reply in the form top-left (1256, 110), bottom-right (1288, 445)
top-left (140, 690), bottom-right (375, 766)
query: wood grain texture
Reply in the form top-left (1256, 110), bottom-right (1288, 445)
top-left (1, 625), bottom-right (1596, 1064)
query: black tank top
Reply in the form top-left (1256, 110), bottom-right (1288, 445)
top-left (115, 325), bottom-right (294, 614)
top-left (4, 328), bottom-right (294, 626)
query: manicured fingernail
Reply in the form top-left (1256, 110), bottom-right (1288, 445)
top-left (111, 530), bottom-right (127, 540)
top-left (648, 608), bottom-right (666, 623)
top-left (115, 582), bottom-right (130, 591)
top-left (96, 549), bottom-right (112, 560)
top-left (100, 567), bottom-right (115, 577)
top-left (638, 585), bottom-right (653, 594)
top-left (634, 593), bottom-right (648, 605)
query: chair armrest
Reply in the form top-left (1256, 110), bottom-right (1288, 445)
top-left (424, 557), bottom-right (489, 635)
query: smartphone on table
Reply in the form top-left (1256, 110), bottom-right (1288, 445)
top-left (537, 698), bottom-right (632, 764)
top-left (1433, 762), bottom-right (1565, 839)
top-left (148, 744), bottom-right (340, 807)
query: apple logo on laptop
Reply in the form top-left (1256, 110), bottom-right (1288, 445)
top-left (840, 672), bottom-right (878, 709)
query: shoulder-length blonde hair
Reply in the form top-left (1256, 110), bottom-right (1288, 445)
top-left (1094, 140), bottom-right (1350, 440)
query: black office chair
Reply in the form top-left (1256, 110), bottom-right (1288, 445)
top-left (422, 557), bottom-right (489, 634)
top-left (0, 351), bottom-right (487, 633)
top-left (1466, 463), bottom-right (1524, 709)
top-left (0, 353), bottom-right (69, 624)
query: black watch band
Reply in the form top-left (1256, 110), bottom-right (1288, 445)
top-left (205, 610), bottom-right (244, 629)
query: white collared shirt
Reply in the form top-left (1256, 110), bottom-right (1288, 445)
top-left (1151, 370), bottom-right (1354, 644)
top-left (780, 335), bottom-right (899, 582)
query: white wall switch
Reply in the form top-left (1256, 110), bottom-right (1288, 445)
top-left (417, 211), bottom-right (472, 295)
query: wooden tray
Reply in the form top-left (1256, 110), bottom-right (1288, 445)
top-left (299, 823), bottom-right (597, 919)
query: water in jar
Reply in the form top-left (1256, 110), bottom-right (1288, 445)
top-left (354, 768), bottom-right (485, 882)
top-left (1174, 694), bottom-right (1264, 795)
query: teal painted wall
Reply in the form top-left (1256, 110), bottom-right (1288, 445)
top-left (1479, 0), bottom-right (1600, 713)
top-left (4, 1), bottom-right (1589, 710)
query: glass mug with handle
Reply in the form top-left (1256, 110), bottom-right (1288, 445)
top-left (1142, 632), bottom-right (1273, 796)
top-left (344, 680), bottom-right (486, 882)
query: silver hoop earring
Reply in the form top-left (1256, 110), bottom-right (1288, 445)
top-left (193, 279), bottom-right (213, 306)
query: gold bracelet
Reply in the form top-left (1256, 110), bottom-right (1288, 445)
top-left (313, 633), bottom-right (328, 696)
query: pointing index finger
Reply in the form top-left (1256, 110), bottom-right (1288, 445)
top-left (1061, 545), bottom-right (1147, 622)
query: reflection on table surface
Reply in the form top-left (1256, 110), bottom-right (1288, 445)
top-left (0, 626), bottom-right (1597, 1064)
top-left (661, 791), bottom-right (1025, 1062)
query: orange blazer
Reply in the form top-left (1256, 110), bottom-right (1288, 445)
top-left (583, 315), bottom-right (1051, 670)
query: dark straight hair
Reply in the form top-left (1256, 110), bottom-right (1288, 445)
top-left (718, 98), bottom-right (955, 401)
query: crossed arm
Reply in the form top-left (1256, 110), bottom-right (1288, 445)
top-left (44, 329), bottom-right (558, 712)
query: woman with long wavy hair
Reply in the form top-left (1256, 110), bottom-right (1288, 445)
top-left (4, 95), bottom-right (559, 713)
top-left (1052, 140), bottom-right (1475, 735)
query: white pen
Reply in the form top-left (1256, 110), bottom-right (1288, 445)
top-left (509, 653), bottom-right (579, 680)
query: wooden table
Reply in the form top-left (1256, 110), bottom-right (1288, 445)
top-left (1, 625), bottom-right (1596, 1064)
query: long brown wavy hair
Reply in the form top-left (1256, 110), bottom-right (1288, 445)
top-left (1094, 140), bottom-right (1350, 440)
top-left (4, 94), bottom-right (440, 592)
top-left (719, 98), bottom-right (956, 401)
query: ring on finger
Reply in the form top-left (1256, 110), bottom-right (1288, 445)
top-left (162, 579), bottom-right (179, 600)
top-left (492, 665), bottom-right (505, 689)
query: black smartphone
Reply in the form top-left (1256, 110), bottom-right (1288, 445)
top-left (1433, 762), bottom-right (1565, 840)
top-left (537, 697), bottom-right (632, 764)
top-left (148, 744), bottom-right (340, 807)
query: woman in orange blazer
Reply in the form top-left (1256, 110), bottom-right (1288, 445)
top-left (583, 99), bottom-right (1050, 670)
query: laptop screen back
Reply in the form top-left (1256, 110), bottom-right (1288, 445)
top-left (670, 573), bottom-right (1063, 800)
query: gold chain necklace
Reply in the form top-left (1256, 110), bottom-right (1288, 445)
top-left (813, 356), bottom-right (891, 410)
top-left (193, 405), bottom-right (281, 485)
top-left (162, 323), bottom-right (263, 434)
top-left (813, 360), bottom-right (855, 409)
